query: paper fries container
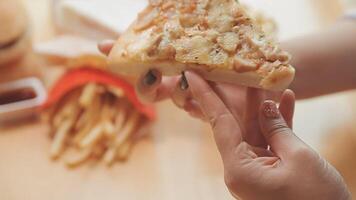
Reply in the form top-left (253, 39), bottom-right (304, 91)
top-left (43, 68), bottom-right (156, 120)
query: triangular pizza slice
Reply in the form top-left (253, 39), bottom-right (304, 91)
top-left (108, 0), bottom-right (295, 90)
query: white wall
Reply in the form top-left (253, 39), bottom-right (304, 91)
top-left (242, 0), bottom-right (322, 40)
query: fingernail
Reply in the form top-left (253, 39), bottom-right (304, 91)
top-left (180, 71), bottom-right (189, 90)
top-left (262, 101), bottom-right (280, 119)
top-left (143, 70), bottom-right (157, 86)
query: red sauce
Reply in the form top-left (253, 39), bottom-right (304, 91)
top-left (0, 88), bottom-right (37, 106)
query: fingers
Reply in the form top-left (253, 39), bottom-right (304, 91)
top-left (98, 40), bottom-right (115, 56)
top-left (243, 88), bottom-right (267, 148)
top-left (171, 73), bottom-right (206, 119)
top-left (278, 89), bottom-right (295, 129)
top-left (136, 71), bottom-right (204, 118)
top-left (184, 99), bottom-right (205, 119)
top-left (258, 98), bottom-right (301, 159)
top-left (136, 70), bottom-right (179, 103)
top-left (210, 83), bottom-right (246, 117)
top-left (171, 73), bottom-right (192, 108)
top-left (185, 71), bottom-right (243, 157)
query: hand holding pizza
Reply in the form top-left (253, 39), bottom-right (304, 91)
top-left (184, 71), bottom-right (351, 200)
top-left (99, 41), bottom-right (351, 200)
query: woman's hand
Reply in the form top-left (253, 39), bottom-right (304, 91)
top-left (184, 71), bottom-right (351, 200)
top-left (99, 41), bottom-right (350, 200)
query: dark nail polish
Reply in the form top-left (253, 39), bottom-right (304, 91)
top-left (263, 101), bottom-right (280, 119)
top-left (143, 70), bottom-right (157, 86)
top-left (180, 72), bottom-right (189, 90)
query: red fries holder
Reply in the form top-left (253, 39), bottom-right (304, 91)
top-left (43, 67), bottom-right (156, 121)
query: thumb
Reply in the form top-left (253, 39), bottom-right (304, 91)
top-left (259, 100), bottom-right (302, 159)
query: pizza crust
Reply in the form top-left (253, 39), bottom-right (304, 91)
top-left (109, 47), bottom-right (295, 91)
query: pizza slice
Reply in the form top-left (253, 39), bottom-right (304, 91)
top-left (108, 0), bottom-right (295, 90)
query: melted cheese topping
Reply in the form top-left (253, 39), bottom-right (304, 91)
top-left (124, 0), bottom-right (291, 75)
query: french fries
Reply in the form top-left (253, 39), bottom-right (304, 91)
top-left (65, 148), bottom-right (92, 168)
top-left (48, 83), bottom-right (146, 167)
top-left (50, 119), bottom-right (73, 159)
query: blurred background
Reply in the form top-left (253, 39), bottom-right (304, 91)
top-left (0, 0), bottom-right (356, 199)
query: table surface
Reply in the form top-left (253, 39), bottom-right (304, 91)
top-left (1, 0), bottom-right (355, 200)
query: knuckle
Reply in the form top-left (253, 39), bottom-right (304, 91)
top-left (202, 89), bottom-right (214, 96)
top-left (209, 113), bottom-right (233, 130)
top-left (200, 90), bottom-right (214, 101)
top-left (265, 121), bottom-right (290, 138)
top-left (173, 96), bottom-right (187, 109)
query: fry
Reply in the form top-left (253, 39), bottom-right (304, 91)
top-left (79, 124), bottom-right (104, 148)
top-left (115, 111), bottom-right (141, 148)
top-left (50, 119), bottom-right (73, 159)
top-left (73, 122), bottom-right (95, 146)
top-left (103, 121), bottom-right (116, 137)
top-left (47, 105), bottom-right (59, 128)
top-left (117, 142), bottom-right (132, 161)
top-left (100, 95), bottom-right (115, 123)
top-left (79, 83), bottom-right (97, 108)
top-left (74, 110), bottom-right (87, 131)
top-left (101, 94), bottom-right (120, 137)
top-left (65, 148), bottom-right (92, 168)
top-left (50, 90), bottom-right (79, 127)
top-left (73, 94), bottom-right (101, 143)
top-left (114, 100), bottom-right (129, 131)
top-left (107, 86), bottom-right (124, 98)
top-left (52, 101), bottom-right (75, 128)
top-left (48, 82), bottom-right (145, 167)
top-left (92, 143), bottom-right (106, 159)
top-left (103, 111), bottom-right (140, 166)
top-left (53, 92), bottom-right (81, 129)
top-left (104, 104), bottom-right (131, 165)
top-left (103, 146), bottom-right (117, 165)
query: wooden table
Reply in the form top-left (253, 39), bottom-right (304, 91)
top-left (0, 0), bottom-right (354, 200)
top-left (0, 1), bottom-right (232, 199)
top-left (0, 103), bottom-right (232, 200)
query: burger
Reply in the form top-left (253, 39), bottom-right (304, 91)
top-left (0, 0), bottom-right (30, 67)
